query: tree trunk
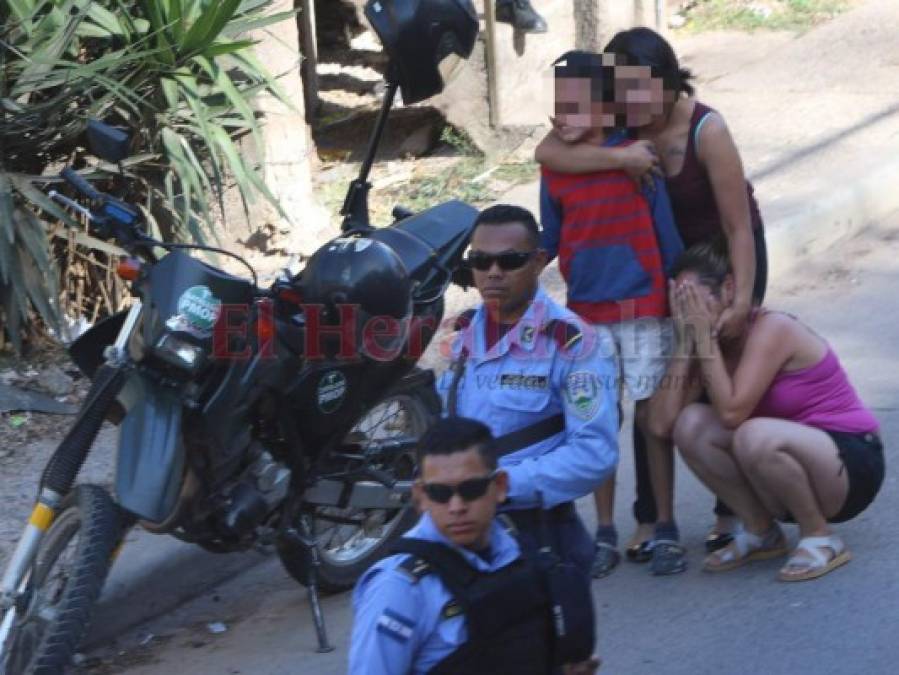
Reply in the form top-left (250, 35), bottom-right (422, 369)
top-left (247, 0), bottom-right (332, 259)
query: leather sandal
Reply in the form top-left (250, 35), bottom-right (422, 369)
top-left (703, 525), bottom-right (787, 573)
top-left (778, 535), bottom-right (851, 582)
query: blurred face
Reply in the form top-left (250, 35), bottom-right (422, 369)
top-left (674, 270), bottom-right (735, 325)
top-left (612, 64), bottom-right (668, 127)
top-left (469, 222), bottom-right (547, 322)
top-left (414, 448), bottom-right (508, 550)
top-left (553, 77), bottom-right (612, 141)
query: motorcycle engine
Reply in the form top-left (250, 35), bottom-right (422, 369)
top-left (219, 445), bottom-right (291, 538)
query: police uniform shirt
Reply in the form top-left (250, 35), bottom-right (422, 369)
top-left (437, 286), bottom-right (619, 509)
top-left (348, 512), bottom-right (522, 675)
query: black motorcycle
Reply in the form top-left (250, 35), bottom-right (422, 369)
top-left (0, 1), bottom-right (480, 671)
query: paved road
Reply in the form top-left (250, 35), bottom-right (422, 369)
top-left (78, 216), bottom-right (899, 675)
top-left (38, 0), bottom-right (899, 670)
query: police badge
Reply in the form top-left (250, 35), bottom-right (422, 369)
top-left (564, 371), bottom-right (601, 420)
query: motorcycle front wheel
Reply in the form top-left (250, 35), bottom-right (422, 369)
top-left (278, 374), bottom-right (440, 593)
top-left (1, 485), bottom-right (120, 675)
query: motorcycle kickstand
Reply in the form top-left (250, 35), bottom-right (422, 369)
top-left (290, 516), bottom-right (335, 654)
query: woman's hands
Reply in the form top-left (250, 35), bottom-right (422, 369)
top-left (670, 279), bottom-right (718, 356)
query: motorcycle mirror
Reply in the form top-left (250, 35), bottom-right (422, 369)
top-left (86, 119), bottom-right (131, 163)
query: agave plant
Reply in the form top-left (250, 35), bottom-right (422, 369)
top-left (0, 0), bottom-right (298, 351)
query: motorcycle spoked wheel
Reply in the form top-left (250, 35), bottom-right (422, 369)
top-left (1, 485), bottom-right (121, 675)
top-left (278, 377), bottom-right (440, 593)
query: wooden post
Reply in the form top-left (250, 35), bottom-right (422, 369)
top-left (484, 0), bottom-right (500, 128)
top-left (296, 0), bottom-right (319, 122)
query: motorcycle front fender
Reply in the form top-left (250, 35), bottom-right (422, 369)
top-left (116, 375), bottom-right (185, 524)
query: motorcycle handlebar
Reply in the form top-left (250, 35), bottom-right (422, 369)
top-left (61, 168), bottom-right (102, 202)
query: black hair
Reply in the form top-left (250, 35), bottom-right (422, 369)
top-left (473, 204), bottom-right (541, 248)
top-left (552, 50), bottom-right (616, 105)
top-left (604, 27), bottom-right (695, 98)
top-left (416, 417), bottom-right (497, 471)
top-left (670, 240), bottom-right (732, 292)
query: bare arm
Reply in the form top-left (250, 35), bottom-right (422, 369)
top-left (696, 115), bottom-right (757, 335)
top-left (684, 285), bottom-right (795, 428)
top-left (648, 280), bottom-right (704, 437)
top-left (535, 128), bottom-right (661, 180)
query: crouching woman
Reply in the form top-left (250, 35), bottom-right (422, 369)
top-left (657, 243), bottom-right (884, 581)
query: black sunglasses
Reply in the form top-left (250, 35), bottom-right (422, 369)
top-left (421, 471), bottom-right (498, 504)
top-left (467, 250), bottom-right (536, 272)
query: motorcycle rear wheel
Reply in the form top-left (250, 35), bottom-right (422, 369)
top-left (1, 485), bottom-right (120, 675)
top-left (278, 375), bottom-right (440, 593)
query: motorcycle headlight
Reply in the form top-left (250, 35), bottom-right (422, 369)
top-left (154, 333), bottom-right (205, 372)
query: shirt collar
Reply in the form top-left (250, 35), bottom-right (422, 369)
top-left (409, 512), bottom-right (521, 573)
top-left (462, 286), bottom-right (556, 362)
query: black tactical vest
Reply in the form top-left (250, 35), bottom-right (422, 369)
top-left (391, 537), bottom-right (553, 675)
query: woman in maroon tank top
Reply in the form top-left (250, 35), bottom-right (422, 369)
top-left (535, 28), bottom-right (767, 567)
top-left (659, 243), bottom-right (883, 582)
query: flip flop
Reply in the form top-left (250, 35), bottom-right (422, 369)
top-left (626, 540), bottom-right (654, 563)
top-left (778, 535), bottom-right (852, 582)
top-left (704, 531), bottom-right (734, 553)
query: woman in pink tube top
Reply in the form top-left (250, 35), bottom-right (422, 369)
top-left (654, 243), bottom-right (884, 582)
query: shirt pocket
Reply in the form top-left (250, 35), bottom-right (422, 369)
top-left (565, 244), bottom-right (652, 303)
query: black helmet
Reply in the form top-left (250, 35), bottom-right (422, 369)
top-left (365, 0), bottom-right (479, 105)
top-left (301, 237), bottom-right (413, 358)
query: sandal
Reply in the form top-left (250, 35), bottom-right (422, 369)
top-left (704, 531), bottom-right (734, 553)
top-left (625, 524), bottom-right (655, 563)
top-left (591, 542), bottom-right (621, 579)
top-left (705, 517), bottom-right (739, 553)
top-left (626, 540), bottom-right (654, 563)
top-left (778, 535), bottom-right (852, 582)
top-left (703, 525), bottom-right (787, 573)
top-left (650, 540), bottom-right (687, 576)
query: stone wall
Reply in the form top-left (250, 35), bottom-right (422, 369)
top-left (430, 0), bottom-right (667, 155)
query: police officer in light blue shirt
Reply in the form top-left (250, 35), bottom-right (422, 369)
top-left (436, 204), bottom-right (620, 575)
top-left (349, 418), bottom-right (558, 675)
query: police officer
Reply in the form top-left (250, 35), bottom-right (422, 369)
top-left (349, 417), bottom-right (555, 674)
top-left (437, 204), bottom-right (619, 576)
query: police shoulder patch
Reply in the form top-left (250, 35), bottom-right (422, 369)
top-left (377, 608), bottom-right (416, 644)
top-left (563, 370), bottom-right (601, 420)
top-left (542, 319), bottom-right (583, 352)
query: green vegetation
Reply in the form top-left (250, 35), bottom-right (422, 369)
top-left (1, 0), bottom-right (294, 350)
top-left (680, 0), bottom-right (851, 32)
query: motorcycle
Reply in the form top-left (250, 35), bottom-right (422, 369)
top-left (0, 1), bottom-right (480, 672)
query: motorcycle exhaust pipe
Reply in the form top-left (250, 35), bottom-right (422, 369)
top-left (303, 479), bottom-right (413, 510)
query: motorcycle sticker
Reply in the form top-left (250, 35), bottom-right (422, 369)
top-left (317, 370), bottom-right (348, 413)
top-left (166, 285), bottom-right (223, 338)
top-left (329, 238), bottom-right (372, 253)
